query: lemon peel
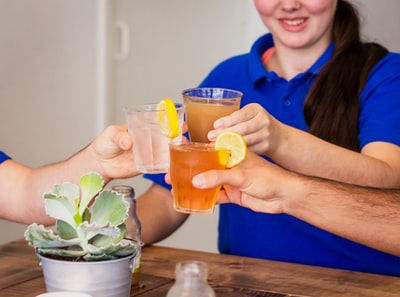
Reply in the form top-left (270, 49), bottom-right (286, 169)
top-left (157, 98), bottom-right (180, 138)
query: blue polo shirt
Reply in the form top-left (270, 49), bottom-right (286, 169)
top-left (0, 151), bottom-right (10, 164)
top-left (144, 33), bottom-right (400, 276)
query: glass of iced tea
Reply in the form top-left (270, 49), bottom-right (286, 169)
top-left (169, 142), bottom-right (230, 214)
top-left (182, 88), bottom-right (242, 143)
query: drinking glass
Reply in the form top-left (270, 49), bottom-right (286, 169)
top-left (125, 103), bottom-right (184, 174)
top-left (169, 142), bottom-right (229, 214)
top-left (182, 88), bottom-right (242, 143)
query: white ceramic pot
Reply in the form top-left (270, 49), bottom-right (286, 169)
top-left (38, 254), bottom-right (135, 297)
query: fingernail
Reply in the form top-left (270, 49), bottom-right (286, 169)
top-left (213, 118), bottom-right (223, 129)
top-left (208, 131), bottom-right (216, 141)
top-left (121, 136), bottom-right (131, 148)
top-left (192, 174), bottom-right (205, 188)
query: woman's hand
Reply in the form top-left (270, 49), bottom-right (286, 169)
top-left (207, 103), bottom-right (284, 156)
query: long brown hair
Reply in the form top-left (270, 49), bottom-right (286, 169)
top-left (303, 0), bottom-right (388, 151)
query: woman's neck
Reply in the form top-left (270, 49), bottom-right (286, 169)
top-left (265, 41), bottom-right (330, 80)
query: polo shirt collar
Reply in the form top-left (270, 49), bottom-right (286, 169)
top-left (0, 151), bottom-right (10, 164)
top-left (248, 33), bottom-right (335, 85)
top-left (248, 34), bottom-right (274, 84)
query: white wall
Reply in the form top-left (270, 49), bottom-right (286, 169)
top-left (0, 0), bottom-right (100, 244)
top-left (1, 1), bottom-right (399, 252)
top-left (355, 0), bottom-right (400, 52)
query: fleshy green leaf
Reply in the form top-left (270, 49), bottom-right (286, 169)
top-left (91, 191), bottom-right (129, 226)
top-left (38, 247), bottom-right (87, 258)
top-left (79, 172), bottom-right (104, 216)
top-left (100, 239), bottom-right (137, 256)
top-left (52, 182), bottom-right (80, 201)
top-left (44, 182), bottom-right (80, 227)
top-left (78, 221), bottom-right (121, 242)
top-left (83, 240), bottom-right (137, 260)
top-left (91, 224), bottom-right (128, 247)
top-left (44, 196), bottom-right (77, 228)
top-left (82, 208), bottom-right (91, 223)
top-left (25, 172), bottom-right (136, 260)
top-left (25, 223), bottom-right (80, 248)
top-left (56, 220), bottom-right (78, 240)
top-left (83, 253), bottom-right (117, 261)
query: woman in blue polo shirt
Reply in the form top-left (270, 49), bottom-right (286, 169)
top-left (0, 125), bottom-right (138, 224)
top-left (137, 0), bottom-right (400, 276)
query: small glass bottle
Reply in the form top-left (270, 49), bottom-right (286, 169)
top-left (166, 261), bottom-right (216, 297)
top-left (111, 185), bottom-right (142, 286)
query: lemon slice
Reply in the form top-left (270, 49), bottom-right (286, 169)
top-left (157, 98), bottom-right (180, 138)
top-left (214, 131), bottom-right (247, 168)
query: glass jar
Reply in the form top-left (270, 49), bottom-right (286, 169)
top-left (111, 185), bottom-right (142, 286)
top-left (166, 261), bottom-right (216, 297)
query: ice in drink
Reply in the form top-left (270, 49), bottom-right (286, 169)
top-left (169, 143), bottom-right (229, 214)
top-left (125, 103), bottom-right (184, 174)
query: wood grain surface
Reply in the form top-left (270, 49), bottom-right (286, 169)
top-left (1, 239), bottom-right (399, 297)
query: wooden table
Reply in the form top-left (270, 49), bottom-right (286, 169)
top-left (1, 239), bottom-right (399, 296)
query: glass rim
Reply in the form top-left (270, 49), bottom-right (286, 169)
top-left (169, 142), bottom-right (229, 152)
top-left (124, 102), bottom-right (184, 113)
top-left (181, 87), bottom-right (243, 98)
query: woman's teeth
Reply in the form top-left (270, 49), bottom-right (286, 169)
top-left (283, 19), bottom-right (305, 26)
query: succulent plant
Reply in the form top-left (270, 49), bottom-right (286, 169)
top-left (25, 172), bottom-right (137, 261)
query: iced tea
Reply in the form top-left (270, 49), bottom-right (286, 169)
top-left (182, 88), bottom-right (242, 143)
top-left (169, 143), bottom-right (229, 214)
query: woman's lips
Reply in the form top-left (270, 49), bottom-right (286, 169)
top-left (279, 17), bottom-right (308, 31)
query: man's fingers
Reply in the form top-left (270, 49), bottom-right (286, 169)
top-left (109, 125), bottom-right (132, 151)
top-left (192, 168), bottom-right (244, 190)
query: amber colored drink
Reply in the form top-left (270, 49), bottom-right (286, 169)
top-left (182, 88), bottom-right (242, 143)
top-left (169, 143), bottom-right (229, 214)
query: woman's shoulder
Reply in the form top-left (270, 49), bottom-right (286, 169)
top-left (212, 53), bottom-right (250, 70)
top-left (199, 53), bottom-right (251, 87)
top-left (368, 51), bottom-right (400, 81)
top-left (374, 51), bottom-right (400, 68)
top-left (361, 50), bottom-right (400, 104)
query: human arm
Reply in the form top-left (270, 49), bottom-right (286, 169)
top-left (0, 124), bottom-right (140, 225)
top-left (208, 103), bottom-right (400, 188)
top-left (134, 183), bottom-right (188, 245)
top-left (191, 152), bottom-right (400, 257)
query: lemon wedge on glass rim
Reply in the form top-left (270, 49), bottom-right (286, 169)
top-left (214, 131), bottom-right (247, 168)
top-left (157, 98), bottom-right (180, 138)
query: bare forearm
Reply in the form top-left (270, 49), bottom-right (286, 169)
top-left (0, 125), bottom-right (138, 225)
top-left (1, 147), bottom-right (97, 225)
top-left (193, 152), bottom-right (400, 256)
top-left (271, 125), bottom-right (400, 188)
top-left (286, 176), bottom-right (400, 256)
top-left (135, 184), bottom-right (188, 245)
